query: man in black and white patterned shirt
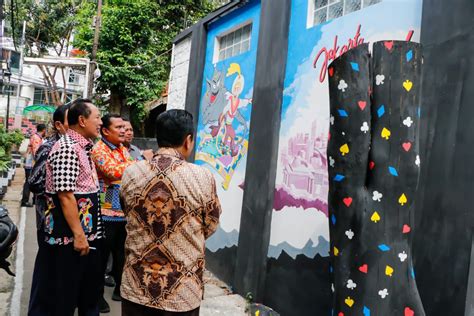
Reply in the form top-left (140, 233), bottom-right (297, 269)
top-left (29, 99), bottom-right (104, 316)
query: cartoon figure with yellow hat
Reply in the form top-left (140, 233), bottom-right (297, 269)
top-left (210, 63), bottom-right (252, 156)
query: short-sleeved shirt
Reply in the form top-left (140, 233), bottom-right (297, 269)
top-left (120, 148), bottom-right (222, 312)
top-left (91, 138), bottom-right (134, 221)
top-left (127, 144), bottom-right (144, 161)
top-left (43, 129), bottom-right (103, 246)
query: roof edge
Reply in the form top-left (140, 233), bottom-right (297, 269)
top-left (173, 0), bottom-right (248, 44)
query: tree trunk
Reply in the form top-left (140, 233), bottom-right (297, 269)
top-left (109, 90), bottom-right (123, 114)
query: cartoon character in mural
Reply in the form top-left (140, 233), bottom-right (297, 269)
top-left (197, 63), bottom-right (252, 189)
top-left (43, 196), bottom-right (55, 235)
top-left (77, 198), bottom-right (93, 233)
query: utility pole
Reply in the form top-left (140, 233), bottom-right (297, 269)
top-left (87, 0), bottom-right (102, 98)
top-left (13, 20), bottom-right (26, 130)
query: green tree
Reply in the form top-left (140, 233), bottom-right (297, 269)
top-left (7, 0), bottom-right (84, 105)
top-left (73, 0), bottom-right (216, 133)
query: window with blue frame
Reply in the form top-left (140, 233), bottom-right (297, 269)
top-left (313, 0), bottom-right (382, 26)
top-left (217, 23), bottom-right (252, 61)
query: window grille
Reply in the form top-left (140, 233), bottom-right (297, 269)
top-left (217, 23), bottom-right (252, 62)
top-left (313, 0), bottom-right (382, 26)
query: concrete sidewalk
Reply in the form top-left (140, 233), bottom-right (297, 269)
top-left (0, 168), bottom-right (248, 316)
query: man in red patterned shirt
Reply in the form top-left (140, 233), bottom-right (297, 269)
top-left (28, 99), bottom-right (103, 316)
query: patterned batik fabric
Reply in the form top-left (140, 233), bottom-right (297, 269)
top-left (43, 129), bottom-right (103, 245)
top-left (91, 138), bottom-right (134, 221)
top-left (120, 148), bottom-right (222, 312)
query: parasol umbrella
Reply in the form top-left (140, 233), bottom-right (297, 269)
top-left (22, 105), bottom-right (56, 114)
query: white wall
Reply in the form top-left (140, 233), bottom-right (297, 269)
top-left (167, 35), bottom-right (192, 110)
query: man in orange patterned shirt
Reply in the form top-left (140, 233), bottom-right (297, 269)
top-left (91, 114), bottom-right (152, 312)
top-left (120, 110), bottom-right (221, 316)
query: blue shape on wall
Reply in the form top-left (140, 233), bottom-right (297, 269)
top-left (363, 306), bottom-right (371, 316)
top-left (378, 244), bottom-right (390, 251)
top-left (351, 62), bottom-right (360, 72)
top-left (388, 166), bottom-right (398, 176)
top-left (377, 105), bottom-right (385, 118)
top-left (338, 109), bottom-right (348, 117)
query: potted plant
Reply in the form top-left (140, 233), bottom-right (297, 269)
top-left (0, 128), bottom-right (24, 198)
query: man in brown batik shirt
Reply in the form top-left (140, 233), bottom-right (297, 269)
top-left (120, 110), bottom-right (221, 316)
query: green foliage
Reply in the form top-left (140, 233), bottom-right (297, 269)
top-left (73, 0), bottom-right (216, 130)
top-left (8, 0), bottom-right (83, 56)
top-left (0, 129), bottom-right (24, 172)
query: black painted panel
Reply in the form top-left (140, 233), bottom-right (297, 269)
top-left (234, 0), bottom-right (291, 302)
top-left (466, 231), bottom-right (474, 316)
top-left (205, 247), bottom-right (237, 287)
top-left (264, 253), bottom-right (331, 315)
top-left (414, 1), bottom-right (474, 315)
top-left (184, 22), bottom-right (207, 161)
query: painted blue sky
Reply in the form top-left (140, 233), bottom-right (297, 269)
top-left (281, 0), bottom-right (423, 136)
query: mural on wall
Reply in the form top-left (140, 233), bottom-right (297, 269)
top-left (194, 0), bottom-right (260, 254)
top-left (197, 63), bottom-right (252, 190)
top-left (269, 0), bottom-right (423, 260)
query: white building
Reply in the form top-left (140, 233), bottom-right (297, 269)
top-left (1, 29), bottom-right (86, 132)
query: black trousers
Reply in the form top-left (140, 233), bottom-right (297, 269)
top-left (122, 299), bottom-right (200, 316)
top-left (21, 168), bottom-right (32, 204)
top-left (28, 240), bottom-right (103, 316)
top-left (100, 220), bottom-right (126, 297)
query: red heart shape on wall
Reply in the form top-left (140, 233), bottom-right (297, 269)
top-left (343, 197), bottom-right (353, 207)
top-left (338, 313), bottom-right (344, 316)
top-left (403, 224), bottom-right (411, 233)
top-left (329, 67), bottom-right (334, 77)
top-left (369, 161), bottom-right (375, 170)
top-left (384, 41), bottom-right (394, 51)
top-left (359, 264), bottom-right (368, 273)
top-left (358, 101), bottom-right (367, 110)
top-left (404, 307), bottom-right (415, 316)
top-left (402, 142), bottom-right (412, 152)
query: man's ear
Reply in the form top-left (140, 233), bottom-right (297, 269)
top-left (54, 121), bottom-right (62, 131)
top-left (78, 115), bottom-right (86, 128)
top-left (101, 126), bottom-right (110, 137)
top-left (185, 134), bottom-right (194, 150)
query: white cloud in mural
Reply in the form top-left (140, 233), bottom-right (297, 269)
top-left (269, 206), bottom-right (329, 249)
top-left (214, 165), bottom-right (245, 233)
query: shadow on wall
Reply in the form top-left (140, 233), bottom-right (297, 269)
top-left (205, 246), bottom-right (238, 287)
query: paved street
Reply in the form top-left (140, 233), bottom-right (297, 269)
top-left (0, 168), bottom-right (247, 316)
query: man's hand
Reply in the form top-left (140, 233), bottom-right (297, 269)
top-left (58, 191), bottom-right (91, 256)
top-left (142, 149), bottom-right (154, 161)
top-left (73, 232), bottom-right (89, 256)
